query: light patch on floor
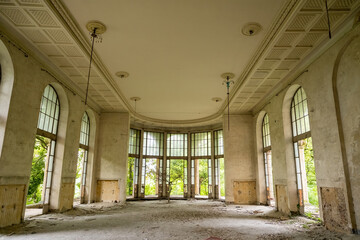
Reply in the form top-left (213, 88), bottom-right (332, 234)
top-left (0, 200), bottom-right (359, 240)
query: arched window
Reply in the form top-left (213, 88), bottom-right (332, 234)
top-left (80, 112), bottom-right (90, 147)
top-left (262, 114), bottom-right (274, 206)
top-left (262, 114), bottom-right (271, 149)
top-left (75, 112), bottom-right (90, 203)
top-left (291, 87), bottom-right (310, 138)
top-left (34, 85), bottom-right (60, 210)
top-left (290, 87), bottom-right (317, 214)
top-left (37, 85), bottom-right (60, 136)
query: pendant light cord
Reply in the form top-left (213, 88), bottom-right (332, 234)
top-left (325, 0), bottom-right (332, 39)
top-left (227, 76), bottom-right (230, 131)
top-left (85, 28), bottom-right (97, 105)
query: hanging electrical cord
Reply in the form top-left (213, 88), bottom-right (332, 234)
top-left (85, 27), bottom-right (97, 105)
top-left (325, 0), bottom-right (332, 39)
top-left (84, 21), bottom-right (106, 106)
top-left (221, 73), bottom-right (235, 130)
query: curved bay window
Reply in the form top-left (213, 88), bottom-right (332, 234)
top-left (262, 114), bottom-right (274, 206)
top-left (291, 87), bottom-right (318, 214)
top-left (28, 85), bottom-right (60, 213)
top-left (75, 112), bottom-right (90, 204)
top-left (190, 132), bottom-right (212, 199)
top-left (127, 129), bottom-right (225, 200)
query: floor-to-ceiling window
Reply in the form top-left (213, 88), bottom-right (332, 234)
top-left (291, 87), bottom-right (318, 216)
top-left (214, 130), bottom-right (225, 199)
top-left (142, 131), bottom-right (164, 198)
top-left (28, 85), bottom-right (60, 213)
top-left (262, 114), bottom-right (274, 206)
top-left (127, 129), bottom-right (141, 198)
top-left (190, 132), bottom-right (212, 199)
top-left (166, 133), bottom-right (188, 198)
top-left (74, 112), bottom-right (90, 204)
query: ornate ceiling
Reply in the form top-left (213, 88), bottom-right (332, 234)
top-left (0, 0), bottom-right (359, 127)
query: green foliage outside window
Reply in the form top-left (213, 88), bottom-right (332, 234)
top-left (145, 159), bottom-right (157, 196)
top-left (27, 136), bottom-right (49, 205)
top-left (74, 149), bottom-right (84, 199)
top-left (219, 158), bottom-right (225, 197)
top-left (198, 160), bottom-right (208, 196)
top-left (168, 160), bottom-right (184, 196)
top-left (304, 138), bottom-right (318, 206)
top-left (127, 157), bottom-right (135, 196)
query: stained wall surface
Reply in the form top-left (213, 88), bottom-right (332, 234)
top-left (223, 115), bottom-right (256, 203)
top-left (0, 36), bottom-right (99, 226)
top-left (336, 33), bottom-right (360, 233)
top-left (95, 113), bottom-right (130, 203)
top-left (254, 23), bottom-right (360, 232)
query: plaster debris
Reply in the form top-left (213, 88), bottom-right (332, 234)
top-left (0, 200), bottom-right (359, 240)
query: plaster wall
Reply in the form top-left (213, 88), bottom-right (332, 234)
top-left (96, 112), bottom-right (130, 203)
top-left (0, 36), bottom-right (99, 226)
top-left (336, 33), bottom-right (360, 233)
top-left (254, 24), bottom-right (360, 232)
top-left (223, 115), bottom-right (256, 203)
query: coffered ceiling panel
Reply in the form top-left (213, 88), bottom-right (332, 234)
top-left (229, 0), bottom-right (360, 115)
top-left (0, 0), bottom-right (126, 112)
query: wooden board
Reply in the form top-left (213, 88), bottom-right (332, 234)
top-left (96, 180), bottom-right (120, 202)
top-left (0, 185), bottom-right (25, 227)
top-left (232, 181), bottom-right (256, 204)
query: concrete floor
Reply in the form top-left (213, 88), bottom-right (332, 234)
top-left (1, 200), bottom-right (359, 240)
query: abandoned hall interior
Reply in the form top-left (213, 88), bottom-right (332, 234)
top-left (0, 0), bottom-right (360, 239)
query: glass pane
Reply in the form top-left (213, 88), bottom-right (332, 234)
top-left (46, 172), bottom-right (52, 188)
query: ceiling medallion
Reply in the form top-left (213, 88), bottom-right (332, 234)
top-left (130, 97), bottom-right (141, 113)
top-left (130, 97), bottom-right (141, 102)
top-left (241, 23), bottom-right (262, 36)
top-left (115, 71), bottom-right (130, 79)
top-left (86, 21), bottom-right (107, 35)
top-left (212, 97), bottom-right (222, 102)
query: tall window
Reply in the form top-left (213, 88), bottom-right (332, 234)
top-left (127, 129), bottom-right (141, 197)
top-left (28, 85), bottom-right (60, 210)
top-left (75, 112), bottom-right (90, 203)
top-left (142, 131), bottom-right (164, 197)
top-left (166, 133), bottom-right (188, 197)
top-left (291, 87), bottom-right (317, 215)
top-left (190, 132), bottom-right (212, 198)
top-left (262, 114), bottom-right (274, 206)
top-left (214, 130), bottom-right (225, 199)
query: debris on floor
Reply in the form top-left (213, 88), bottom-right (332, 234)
top-left (0, 200), bottom-right (359, 240)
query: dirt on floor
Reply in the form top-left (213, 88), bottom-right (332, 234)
top-left (0, 200), bottom-right (359, 240)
